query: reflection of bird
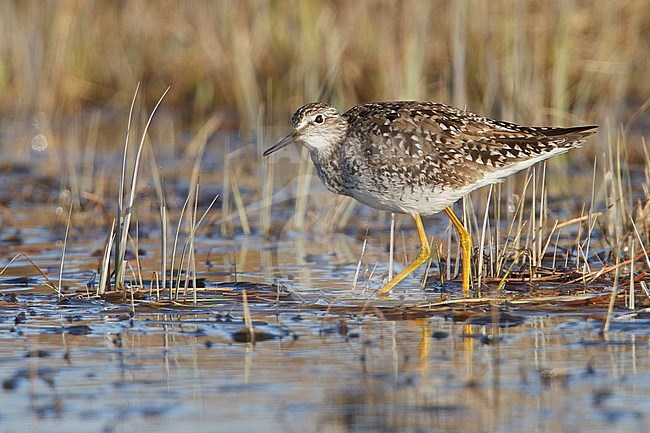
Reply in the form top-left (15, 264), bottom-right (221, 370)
top-left (264, 101), bottom-right (597, 296)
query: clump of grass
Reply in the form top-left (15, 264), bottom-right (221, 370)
top-left (94, 86), bottom-right (219, 303)
top-left (109, 85), bottom-right (169, 291)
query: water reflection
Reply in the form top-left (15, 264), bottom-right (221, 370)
top-left (0, 300), bottom-right (647, 432)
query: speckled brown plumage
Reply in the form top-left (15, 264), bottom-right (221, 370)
top-left (264, 101), bottom-right (597, 216)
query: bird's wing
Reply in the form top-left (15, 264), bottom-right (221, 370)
top-left (344, 102), bottom-right (595, 188)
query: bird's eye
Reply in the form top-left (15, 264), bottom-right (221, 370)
top-left (314, 114), bottom-right (324, 124)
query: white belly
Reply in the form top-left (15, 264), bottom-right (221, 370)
top-left (349, 184), bottom-right (464, 215)
top-left (346, 146), bottom-right (570, 215)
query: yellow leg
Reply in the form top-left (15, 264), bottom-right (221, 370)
top-left (376, 213), bottom-right (430, 296)
top-left (444, 206), bottom-right (472, 297)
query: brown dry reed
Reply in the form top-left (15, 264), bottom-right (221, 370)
top-left (0, 1), bottom-right (646, 133)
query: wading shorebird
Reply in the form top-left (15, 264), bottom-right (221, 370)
top-left (263, 101), bottom-right (597, 296)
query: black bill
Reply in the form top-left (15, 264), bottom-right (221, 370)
top-left (263, 130), bottom-right (300, 156)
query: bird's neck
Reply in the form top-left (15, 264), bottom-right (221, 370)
top-left (309, 144), bottom-right (348, 197)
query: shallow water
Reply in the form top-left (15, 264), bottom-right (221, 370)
top-left (1, 291), bottom-right (648, 433)
top-left (2, 227), bottom-right (649, 433)
top-left (1, 152), bottom-right (649, 433)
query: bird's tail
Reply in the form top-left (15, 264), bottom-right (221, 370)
top-left (541, 125), bottom-right (598, 147)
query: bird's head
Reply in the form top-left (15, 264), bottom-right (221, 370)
top-left (263, 103), bottom-right (347, 156)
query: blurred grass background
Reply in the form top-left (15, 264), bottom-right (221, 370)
top-left (0, 0), bottom-right (647, 137)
